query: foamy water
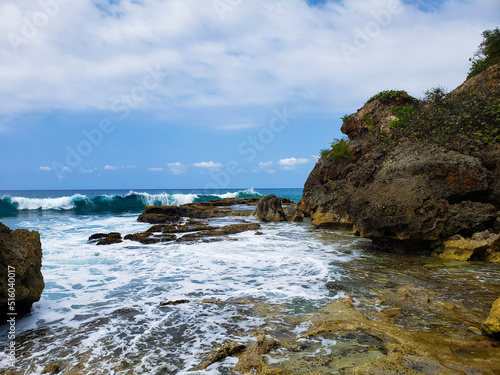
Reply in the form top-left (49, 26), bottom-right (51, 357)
top-left (0, 208), bottom-right (364, 374)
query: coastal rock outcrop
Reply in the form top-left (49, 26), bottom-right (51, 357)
top-left (256, 195), bottom-right (286, 222)
top-left (0, 222), bottom-right (44, 316)
top-left (137, 197), bottom-right (259, 224)
top-left (300, 63), bottom-right (500, 260)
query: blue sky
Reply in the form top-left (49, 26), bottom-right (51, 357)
top-left (0, 0), bottom-right (498, 190)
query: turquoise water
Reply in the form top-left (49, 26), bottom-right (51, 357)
top-left (0, 188), bottom-right (302, 221)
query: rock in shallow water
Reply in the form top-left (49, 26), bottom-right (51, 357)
top-left (482, 297), bottom-right (500, 338)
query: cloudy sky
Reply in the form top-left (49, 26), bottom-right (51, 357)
top-left (0, 0), bottom-right (498, 190)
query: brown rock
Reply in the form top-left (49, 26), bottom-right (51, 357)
top-left (433, 231), bottom-right (500, 262)
top-left (256, 195), bottom-right (287, 222)
top-left (89, 232), bottom-right (122, 245)
top-left (0, 222), bottom-right (44, 316)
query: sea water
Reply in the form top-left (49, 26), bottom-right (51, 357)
top-left (1, 188), bottom-right (499, 374)
top-left (0, 188), bottom-right (363, 373)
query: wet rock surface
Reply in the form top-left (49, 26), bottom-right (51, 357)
top-left (137, 197), bottom-right (259, 224)
top-left (91, 220), bottom-right (263, 245)
top-left (482, 297), bottom-right (500, 338)
top-left (88, 232), bottom-right (122, 245)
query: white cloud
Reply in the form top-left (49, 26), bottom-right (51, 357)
top-left (278, 157), bottom-right (309, 170)
top-left (167, 162), bottom-right (186, 175)
top-left (194, 161), bottom-right (223, 171)
top-left (79, 168), bottom-right (94, 173)
top-left (148, 167), bottom-right (164, 172)
top-left (39, 166), bottom-right (51, 171)
top-left (0, 0), bottom-right (496, 121)
top-left (104, 165), bottom-right (118, 170)
top-left (258, 161), bottom-right (275, 173)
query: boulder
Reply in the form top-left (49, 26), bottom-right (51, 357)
top-left (481, 297), bottom-right (500, 338)
top-left (283, 203), bottom-right (304, 222)
top-left (256, 195), bottom-right (287, 222)
top-left (0, 222), bottom-right (44, 316)
top-left (443, 201), bottom-right (497, 237)
top-left (89, 232), bottom-right (122, 245)
top-left (350, 176), bottom-right (448, 241)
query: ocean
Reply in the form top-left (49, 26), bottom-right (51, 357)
top-left (0, 188), bottom-right (499, 374)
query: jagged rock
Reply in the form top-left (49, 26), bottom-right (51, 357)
top-left (234, 333), bottom-right (279, 373)
top-left (194, 342), bottom-right (246, 370)
top-left (137, 198), bottom-right (259, 224)
top-left (124, 232), bottom-right (176, 244)
top-left (159, 299), bottom-right (190, 306)
top-left (256, 195), bottom-right (286, 222)
top-left (176, 223), bottom-right (261, 243)
top-left (283, 203), bottom-right (304, 222)
top-left (481, 297), bottom-right (500, 338)
top-left (432, 231), bottom-right (500, 262)
top-left (300, 65), bottom-right (500, 257)
top-left (89, 232), bottom-right (122, 245)
top-left (350, 176), bottom-right (448, 241)
top-left (42, 362), bottom-right (61, 374)
top-left (377, 143), bottom-right (489, 202)
top-left (0, 222), bottom-right (44, 316)
top-left (443, 201), bottom-right (497, 236)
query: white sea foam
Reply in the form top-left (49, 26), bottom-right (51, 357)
top-left (0, 214), bottom-right (357, 373)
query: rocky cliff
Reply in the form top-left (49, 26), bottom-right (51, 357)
top-left (0, 222), bottom-right (44, 317)
top-left (299, 64), bottom-right (500, 260)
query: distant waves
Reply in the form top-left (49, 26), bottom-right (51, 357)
top-left (0, 189), bottom-right (262, 217)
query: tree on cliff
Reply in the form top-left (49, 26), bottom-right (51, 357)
top-left (468, 28), bottom-right (500, 79)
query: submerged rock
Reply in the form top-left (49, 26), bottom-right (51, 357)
top-left (0, 222), bottom-right (44, 317)
top-left (482, 297), bottom-right (500, 338)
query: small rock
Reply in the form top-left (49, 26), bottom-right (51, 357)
top-left (42, 363), bottom-right (61, 374)
top-left (92, 232), bottom-right (122, 245)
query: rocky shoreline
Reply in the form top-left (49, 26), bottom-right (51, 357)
top-left (299, 64), bottom-right (500, 264)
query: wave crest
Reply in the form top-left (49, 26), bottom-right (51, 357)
top-left (0, 189), bottom-right (262, 217)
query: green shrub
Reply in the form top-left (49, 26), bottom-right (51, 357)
top-left (388, 86), bottom-right (500, 150)
top-left (321, 138), bottom-right (353, 162)
top-left (367, 90), bottom-right (416, 104)
top-left (468, 28), bottom-right (500, 79)
top-left (341, 114), bottom-right (350, 124)
top-left (389, 106), bottom-right (415, 129)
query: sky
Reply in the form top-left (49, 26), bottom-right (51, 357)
top-left (0, 0), bottom-right (498, 190)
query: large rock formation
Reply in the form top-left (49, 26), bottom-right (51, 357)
top-left (300, 64), bottom-right (500, 260)
top-left (0, 222), bottom-right (44, 316)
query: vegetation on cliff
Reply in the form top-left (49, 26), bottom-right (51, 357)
top-left (468, 27), bottom-right (500, 79)
top-left (320, 138), bottom-right (354, 162)
top-left (389, 86), bottom-right (500, 151)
